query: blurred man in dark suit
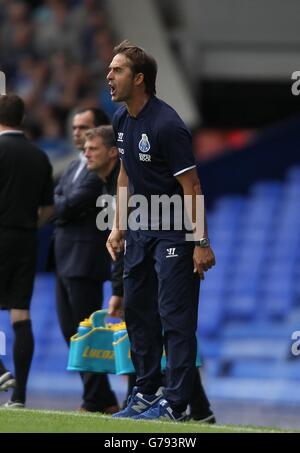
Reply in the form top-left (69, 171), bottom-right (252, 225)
top-left (54, 108), bottom-right (119, 414)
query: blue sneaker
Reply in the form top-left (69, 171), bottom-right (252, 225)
top-left (112, 386), bottom-right (164, 418)
top-left (133, 398), bottom-right (187, 421)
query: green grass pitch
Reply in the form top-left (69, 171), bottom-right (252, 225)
top-left (0, 408), bottom-right (297, 433)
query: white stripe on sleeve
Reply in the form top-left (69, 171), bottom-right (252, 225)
top-left (173, 165), bottom-right (196, 177)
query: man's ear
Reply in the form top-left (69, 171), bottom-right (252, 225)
top-left (109, 146), bottom-right (119, 159)
top-left (134, 72), bottom-right (144, 87)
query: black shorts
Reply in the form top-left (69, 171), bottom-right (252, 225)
top-left (0, 227), bottom-right (37, 310)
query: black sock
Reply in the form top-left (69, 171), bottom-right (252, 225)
top-left (0, 359), bottom-right (8, 375)
top-left (127, 374), bottom-right (136, 397)
top-left (11, 319), bottom-right (34, 404)
top-left (190, 369), bottom-right (211, 416)
top-left (171, 403), bottom-right (187, 413)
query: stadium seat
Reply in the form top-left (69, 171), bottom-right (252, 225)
top-left (286, 166), bottom-right (300, 182)
top-left (225, 290), bottom-right (258, 320)
top-left (230, 361), bottom-right (300, 380)
top-left (250, 181), bottom-right (283, 197)
top-left (261, 291), bottom-right (295, 320)
top-left (220, 338), bottom-right (288, 361)
top-left (198, 292), bottom-right (224, 336)
top-left (222, 320), bottom-right (298, 340)
top-left (198, 339), bottom-right (222, 359)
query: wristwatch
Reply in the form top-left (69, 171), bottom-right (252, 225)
top-left (195, 238), bottom-right (210, 248)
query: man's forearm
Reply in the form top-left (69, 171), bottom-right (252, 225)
top-left (114, 186), bottom-right (128, 231)
top-left (188, 182), bottom-right (207, 241)
top-left (114, 164), bottom-right (129, 231)
top-left (176, 169), bottom-right (207, 242)
top-left (203, 209), bottom-right (208, 239)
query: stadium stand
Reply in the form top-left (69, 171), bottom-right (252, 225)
top-left (199, 167), bottom-right (300, 404)
top-left (0, 0), bottom-right (117, 179)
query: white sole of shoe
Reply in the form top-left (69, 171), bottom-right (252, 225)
top-left (0, 372), bottom-right (11, 384)
top-left (0, 379), bottom-right (16, 392)
top-left (3, 402), bottom-right (25, 409)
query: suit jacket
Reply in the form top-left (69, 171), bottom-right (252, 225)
top-left (54, 158), bottom-right (110, 281)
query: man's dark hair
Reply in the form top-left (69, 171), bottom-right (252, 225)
top-left (0, 94), bottom-right (25, 127)
top-left (75, 107), bottom-right (110, 127)
top-left (113, 40), bottom-right (157, 96)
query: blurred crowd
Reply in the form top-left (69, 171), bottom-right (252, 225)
top-left (0, 0), bottom-right (117, 156)
top-left (0, 0), bottom-right (254, 165)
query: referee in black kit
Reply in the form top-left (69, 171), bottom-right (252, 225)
top-left (0, 94), bottom-right (54, 408)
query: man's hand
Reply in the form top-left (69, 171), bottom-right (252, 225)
top-left (108, 295), bottom-right (124, 319)
top-left (193, 246), bottom-right (216, 280)
top-left (37, 205), bottom-right (54, 228)
top-left (106, 229), bottom-right (125, 261)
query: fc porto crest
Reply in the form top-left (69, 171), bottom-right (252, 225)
top-left (139, 134), bottom-right (151, 153)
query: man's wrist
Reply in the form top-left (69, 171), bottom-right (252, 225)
top-left (195, 238), bottom-right (210, 248)
top-left (111, 228), bottom-right (123, 235)
top-left (112, 291), bottom-right (123, 298)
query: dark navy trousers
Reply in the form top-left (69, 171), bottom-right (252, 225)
top-left (123, 230), bottom-right (200, 410)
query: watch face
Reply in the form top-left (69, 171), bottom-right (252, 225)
top-left (200, 238), bottom-right (210, 247)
